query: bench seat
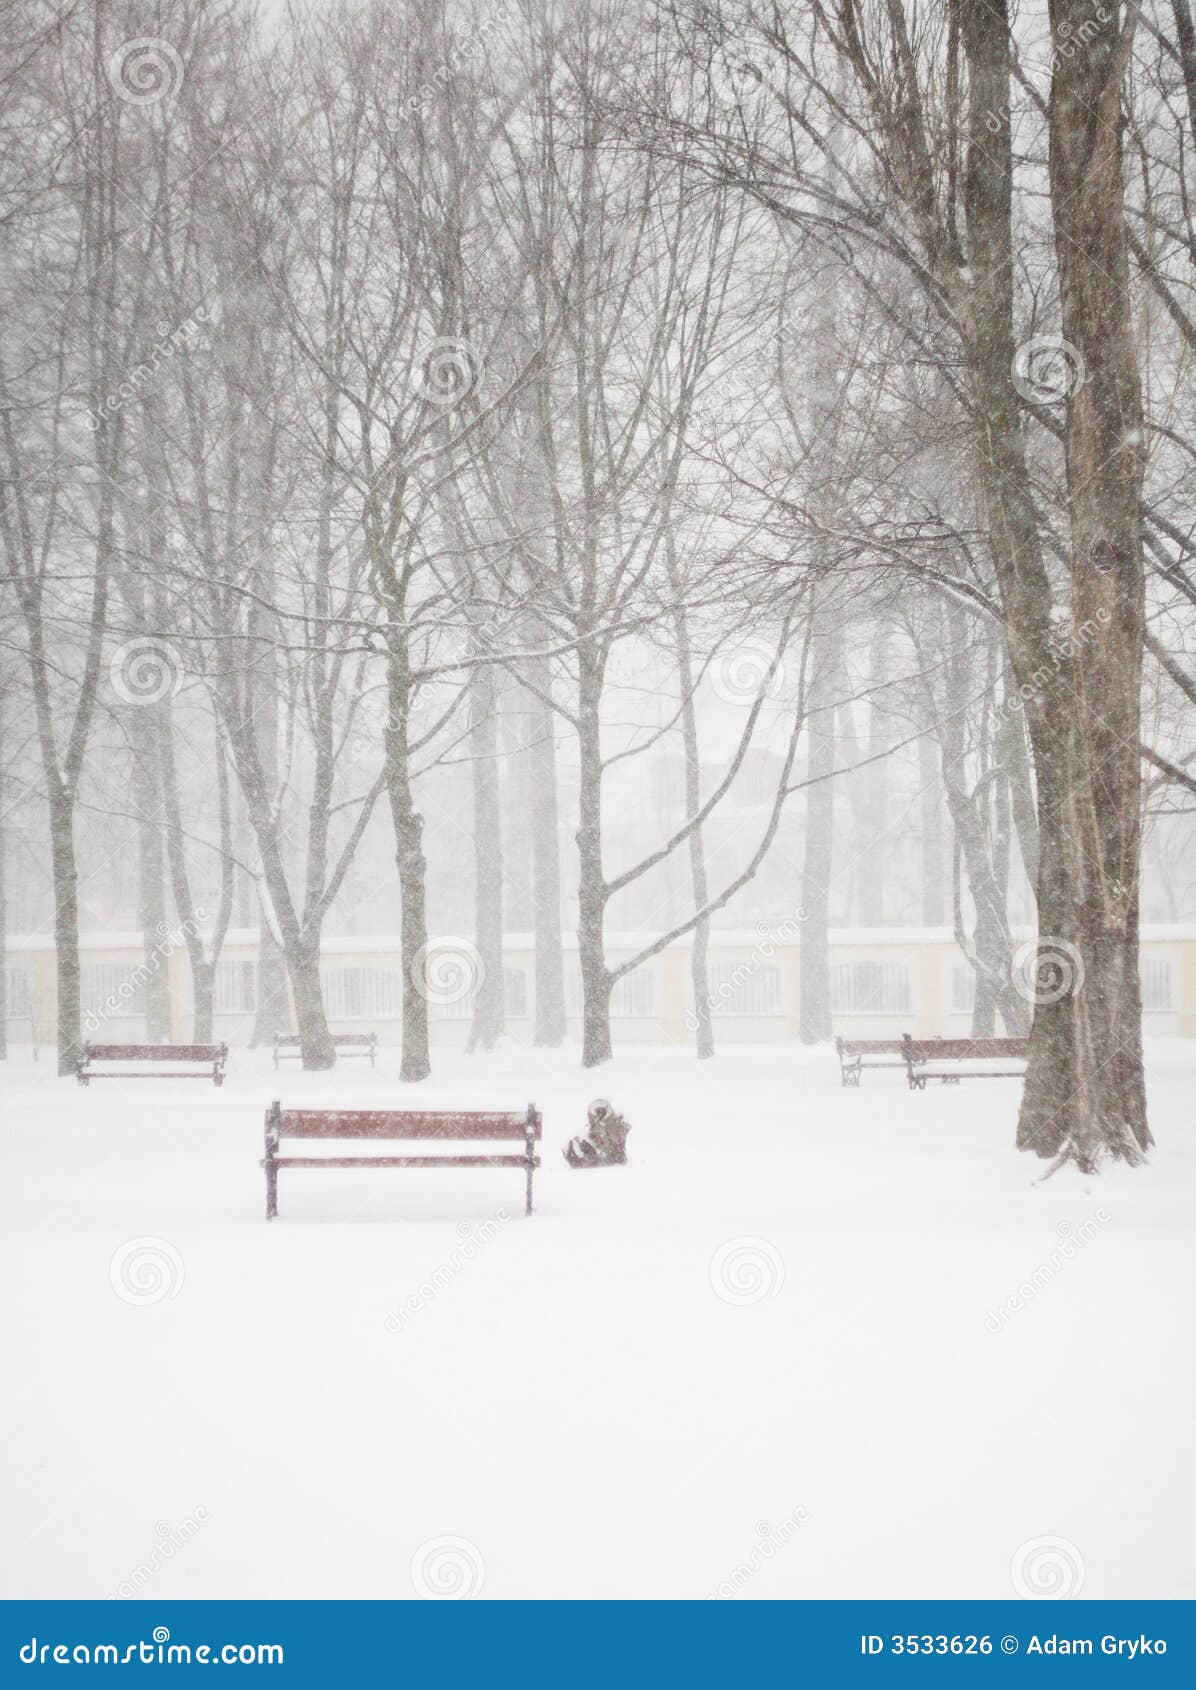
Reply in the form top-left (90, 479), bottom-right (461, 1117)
top-left (902, 1035), bottom-right (1029, 1089)
top-left (77, 1042), bottom-right (227, 1086)
top-left (273, 1031), bottom-right (378, 1068)
top-left (263, 1103), bottom-right (542, 1218)
top-left (835, 1037), bottom-right (908, 1086)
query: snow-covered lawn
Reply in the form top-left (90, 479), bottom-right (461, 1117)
top-left (2, 1039), bottom-right (1193, 1601)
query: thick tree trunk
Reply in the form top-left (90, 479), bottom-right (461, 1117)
top-left (576, 663), bottom-right (612, 1067)
top-left (799, 617), bottom-right (842, 1043)
top-left (466, 658), bottom-right (505, 1053)
top-left (579, 938), bottom-right (613, 1069)
top-left (252, 919), bottom-right (290, 1046)
top-left (958, 0), bottom-right (1149, 1167)
top-left (289, 943), bottom-right (334, 1068)
top-left (191, 957), bottom-right (215, 1046)
top-left (1013, 0), bottom-right (1150, 1167)
top-left (385, 653), bottom-right (430, 1083)
top-left (1006, 0), bottom-right (1148, 1162)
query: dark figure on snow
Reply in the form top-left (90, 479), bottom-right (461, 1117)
top-left (564, 1098), bottom-right (630, 1168)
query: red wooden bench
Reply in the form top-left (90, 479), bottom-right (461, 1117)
top-left (273, 1031), bottom-right (377, 1069)
top-left (262, 1102), bottom-right (542, 1219)
top-left (77, 1042), bottom-right (228, 1086)
top-left (902, 1034), bottom-right (1029, 1090)
top-left (835, 1036), bottom-right (909, 1086)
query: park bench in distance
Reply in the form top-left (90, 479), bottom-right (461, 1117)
top-left (262, 1102), bottom-right (543, 1220)
top-left (77, 1042), bottom-right (228, 1086)
top-left (273, 1030), bottom-right (378, 1069)
top-left (835, 1036), bottom-right (909, 1086)
top-left (901, 1034), bottom-right (1029, 1090)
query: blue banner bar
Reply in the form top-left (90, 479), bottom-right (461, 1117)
top-left (2, 1601), bottom-right (1192, 1684)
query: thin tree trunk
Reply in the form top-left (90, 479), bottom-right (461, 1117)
top-left (1000, 699), bottom-right (1040, 892)
top-left (247, 663), bottom-right (290, 1046)
top-left (674, 604), bottom-right (713, 1058)
top-left (221, 746), bottom-right (336, 1072)
top-left (466, 657), bottom-right (505, 1052)
top-left (800, 616), bottom-right (842, 1043)
top-left (132, 736), bottom-right (173, 1042)
top-left (521, 655), bottom-right (566, 1046)
top-left (1170, 0), bottom-right (1196, 143)
top-left (577, 656), bottom-right (612, 1067)
top-left (918, 717), bottom-right (947, 926)
top-left (385, 650), bottom-right (430, 1083)
top-left (0, 715), bottom-right (6, 1061)
top-left (937, 610), bottom-right (1028, 1039)
top-left (156, 699), bottom-right (235, 1046)
top-left (49, 791), bottom-right (81, 1076)
top-left (856, 625), bottom-right (891, 925)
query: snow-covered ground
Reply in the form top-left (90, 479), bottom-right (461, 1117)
top-left (2, 1039), bottom-right (1193, 1601)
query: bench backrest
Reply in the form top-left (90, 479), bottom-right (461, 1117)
top-left (903, 1036), bottom-right (1028, 1061)
top-left (836, 1037), bottom-right (905, 1056)
top-left (84, 1042), bottom-right (225, 1061)
top-left (274, 1032), bottom-right (375, 1047)
top-left (271, 1107), bottom-right (541, 1140)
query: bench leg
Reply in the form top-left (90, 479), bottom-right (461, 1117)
top-left (525, 1105), bottom-right (537, 1216)
top-left (265, 1100), bottom-right (280, 1220)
